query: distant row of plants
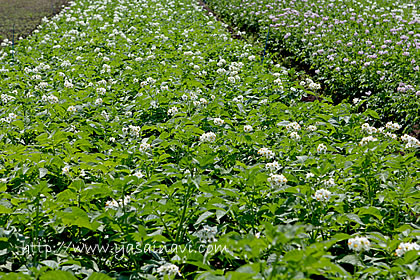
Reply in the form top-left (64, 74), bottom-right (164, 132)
top-left (204, 0), bottom-right (419, 132)
top-left (0, 0), bottom-right (419, 279)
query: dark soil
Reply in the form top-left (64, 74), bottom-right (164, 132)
top-left (0, 0), bottom-right (69, 41)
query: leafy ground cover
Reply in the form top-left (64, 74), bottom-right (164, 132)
top-left (204, 0), bottom-right (420, 133)
top-left (0, 0), bottom-right (69, 42)
top-left (0, 0), bottom-right (419, 279)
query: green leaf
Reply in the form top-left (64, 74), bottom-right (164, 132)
top-left (339, 254), bottom-right (361, 266)
top-left (87, 272), bottom-right (114, 280)
top-left (284, 249), bottom-right (304, 262)
top-left (40, 271), bottom-right (77, 280)
top-left (0, 205), bottom-right (12, 214)
top-left (346, 213), bottom-right (365, 225)
top-left (195, 211), bottom-right (215, 225)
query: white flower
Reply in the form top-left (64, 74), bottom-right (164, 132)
top-left (289, 131), bottom-right (301, 141)
top-left (96, 87), bottom-right (106, 95)
top-left (105, 195), bottom-right (131, 210)
top-left (217, 59), bottom-right (226, 67)
top-left (3, 113), bottom-right (18, 123)
top-left (265, 161), bottom-right (280, 172)
top-left (168, 106), bottom-right (178, 116)
top-left (317, 143), bottom-right (327, 154)
top-left (348, 236), bottom-right (371, 252)
top-left (360, 136), bottom-right (378, 146)
top-left (385, 132), bottom-right (397, 139)
top-left (286, 122), bottom-right (301, 131)
top-left (306, 172), bottom-right (315, 179)
top-left (314, 189), bottom-right (332, 202)
top-left (200, 132), bottom-right (216, 143)
top-left (308, 82), bottom-right (321, 90)
top-left (361, 123), bottom-right (370, 132)
top-left (101, 110), bottom-right (109, 121)
top-left (1, 94), bottom-right (15, 104)
top-left (244, 125), bottom-right (253, 132)
top-left (324, 178), bottom-right (335, 187)
top-left (133, 170), bottom-right (144, 178)
top-left (248, 55), bottom-right (256, 61)
top-left (200, 98), bottom-right (208, 105)
top-left (139, 142), bottom-right (151, 152)
top-left (401, 134), bottom-right (420, 148)
top-left (64, 80), bottom-right (73, 88)
top-left (67, 105), bottom-right (77, 113)
top-left (385, 122), bottom-right (401, 131)
top-left (146, 77), bottom-right (156, 84)
top-left (156, 263), bottom-right (181, 277)
top-left (395, 242), bottom-right (420, 257)
top-left (257, 148), bottom-right (275, 159)
top-left (274, 78), bottom-right (283, 86)
top-left (128, 125), bottom-right (141, 137)
top-left (227, 76), bottom-right (236, 83)
top-left (195, 225), bottom-right (217, 243)
top-left (62, 166), bottom-right (71, 175)
top-left (95, 98), bottom-right (103, 105)
top-left (232, 95), bottom-right (244, 103)
top-left (307, 125), bottom-right (317, 132)
top-left (268, 174), bottom-right (288, 186)
top-left (213, 118), bottom-right (224, 126)
top-left (361, 123), bottom-right (377, 134)
top-left (105, 199), bottom-right (119, 209)
top-left (47, 95), bottom-right (59, 104)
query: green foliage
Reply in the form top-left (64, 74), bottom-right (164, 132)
top-left (0, 0), bottom-right (418, 279)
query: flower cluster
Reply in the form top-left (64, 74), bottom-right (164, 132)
top-left (359, 136), bottom-right (378, 146)
top-left (0, 113), bottom-right (18, 123)
top-left (317, 143), bottom-right (327, 154)
top-left (385, 122), bottom-right (401, 131)
top-left (67, 105), bottom-right (77, 113)
top-left (195, 225), bottom-right (218, 243)
top-left (1, 94), bottom-right (15, 104)
top-left (306, 125), bottom-right (317, 132)
top-left (286, 122), bottom-right (301, 131)
top-left (156, 263), bottom-right (181, 277)
top-left (323, 178), bottom-right (335, 187)
top-left (361, 123), bottom-right (377, 134)
top-left (105, 195), bottom-right (131, 210)
top-left (139, 142), bottom-right (151, 152)
top-left (348, 236), bottom-right (371, 252)
top-left (395, 242), bottom-right (420, 257)
top-left (401, 134), bottom-right (420, 149)
top-left (200, 132), bottom-right (216, 143)
top-left (41, 94), bottom-right (59, 104)
top-left (268, 174), bottom-right (288, 187)
top-left (257, 147), bottom-right (275, 159)
top-left (168, 106), bottom-right (178, 116)
top-left (289, 131), bottom-right (301, 141)
top-left (314, 189), bottom-right (332, 202)
top-left (265, 161), bottom-right (280, 172)
top-left (213, 117), bottom-right (224, 126)
top-left (244, 125), bottom-right (253, 132)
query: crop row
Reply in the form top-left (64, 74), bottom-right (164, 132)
top-left (0, 0), bottom-right (419, 279)
top-left (204, 0), bottom-right (419, 131)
